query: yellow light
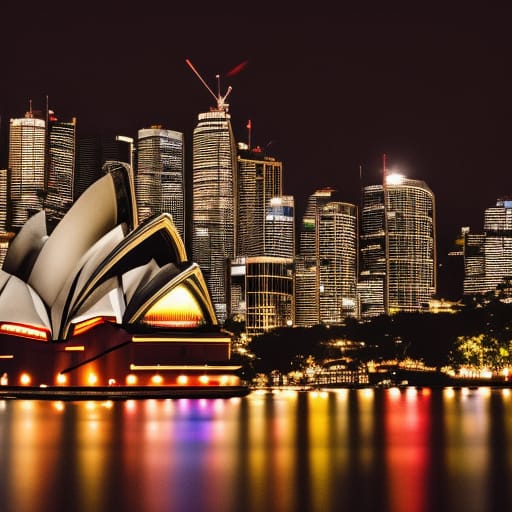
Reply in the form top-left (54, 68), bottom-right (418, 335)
top-left (151, 374), bottom-right (163, 385)
top-left (65, 346), bottom-right (85, 351)
top-left (20, 373), bottom-right (31, 386)
top-left (87, 373), bottom-right (98, 385)
top-left (56, 373), bottom-right (67, 385)
top-left (0, 323), bottom-right (49, 341)
top-left (126, 374), bottom-right (137, 385)
top-left (72, 316), bottom-right (115, 336)
top-left (199, 375), bottom-right (209, 385)
top-left (142, 284), bottom-right (204, 328)
top-left (177, 375), bottom-right (188, 385)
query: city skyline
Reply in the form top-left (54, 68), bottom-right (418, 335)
top-left (2, 8), bottom-right (512, 300)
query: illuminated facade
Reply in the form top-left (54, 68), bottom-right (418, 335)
top-left (264, 196), bottom-right (295, 259)
top-left (237, 146), bottom-right (282, 256)
top-left (0, 162), bottom-right (242, 390)
top-left (463, 198), bottom-right (512, 297)
top-left (318, 202), bottom-right (358, 324)
top-left (230, 256), bottom-right (294, 337)
top-left (358, 174), bottom-right (436, 317)
top-left (136, 127), bottom-right (185, 241)
top-left (44, 115), bottom-right (77, 223)
top-left (8, 111), bottom-right (46, 230)
top-left (295, 188), bottom-right (342, 326)
top-left (192, 109), bottom-right (237, 323)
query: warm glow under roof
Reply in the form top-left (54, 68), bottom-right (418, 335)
top-left (143, 284), bottom-right (204, 328)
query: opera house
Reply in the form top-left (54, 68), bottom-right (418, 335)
top-left (0, 162), bottom-right (247, 397)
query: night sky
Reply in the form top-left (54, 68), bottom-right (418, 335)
top-left (2, 7), bottom-right (512, 299)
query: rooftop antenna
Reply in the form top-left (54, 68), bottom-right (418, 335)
top-left (185, 58), bottom-right (232, 111)
top-left (247, 119), bottom-right (252, 150)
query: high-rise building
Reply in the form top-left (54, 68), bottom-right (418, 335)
top-left (44, 114), bottom-right (77, 223)
top-left (229, 256), bottom-right (294, 337)
top-left (0, 169), bottom-right (14, 266)
top-left (295, 197), bottom-right (358, 326)
top-left (237, 145), bottom-right (282, 256)
top-left (318, 202), bottom-right (358, 324)
top-left (264, 196), bottom-right (295, 259)
top-left (299, 187), bottom-right (336, 256)
top-left (191, 106), bottom-right (237, 323)
top-left (463, 198), bottom-right (512, 297)
top-left (75, 136), bottom-right (129, 200)
top-left (8, 110), bottom-right (46, 230)
top-left (295, 188), bottom-right (340, 326)
top-left (135, 127), bottom-right (185, 240)
top-left (358, 173), bottom-right (436, 317)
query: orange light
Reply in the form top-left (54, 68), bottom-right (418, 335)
top-left (0, 323), bottom-right (49, 341)
top-left (177, 375), bottom-right (188, 385)
top-left (56, 373), bottom-right (67, 385)
top-left (142, 285), bottom-right (204, 328)
top-left (72, 316), bottom-right (116, 336)
top-left (126, 374), bottom-right (137, 385)
top-left (199, 375), bottom-right (209, 385)
top-left (87, 373), bottom-right (98, 385)
top-left (20, 373), bottom-right (31, 385)
top-left (151, 374), bottom-right (163, 385)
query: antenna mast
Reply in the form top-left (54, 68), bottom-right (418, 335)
top-left (185, 59), bottom-right (232, 111)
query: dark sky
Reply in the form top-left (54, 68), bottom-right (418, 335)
top-left (2, 7), bottom-right (512, 299)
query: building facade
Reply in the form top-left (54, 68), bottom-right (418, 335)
top-left (236, 145), bottom-right (282, 256)
top-left (8, 111), bottom-right (46, 230)
top-left (136, 127), bottom-right (185, 240)
top-left (463, 198), bottom-right (512, 297)
top-left (358, 174), bottom-right (436, 317)
top-left (191, 109), bottom-right (237, 323)
top-left (318, 202), bottom-right (358, 324)
top-left (44, 115), bottom-right (77, 223)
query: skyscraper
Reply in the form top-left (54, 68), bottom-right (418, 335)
top-left (44, 114), bottom-right (77, 223)
top-left (295, 188), bottom-right (338, 326)
top-left (358, 173), bottom-right (436, 317)
top-left (75, 136), bottom-right (129, 200)
top-left (191, 106), bottom-right (237, 323)
top-left (135, 126), bottom-right (185, 240)
top-left (264, 196), bottom-right (295, 259)
top-left (237, 145), bottom-right (282, 256)
top-left (463, 198), bottom-right (512, 297)
top-left (8, 109), bottom-right (46, 230)
top-left (318, 202), bottom-right (358, 324)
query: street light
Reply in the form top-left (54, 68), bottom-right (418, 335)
top-left (116, 135), bottom-right (138, 228)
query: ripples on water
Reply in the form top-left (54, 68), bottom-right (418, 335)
top-left (0, 387), bottom-right (511, 512)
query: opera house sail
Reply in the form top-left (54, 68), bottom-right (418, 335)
top-left (0, 162), bottom-right (244, 395)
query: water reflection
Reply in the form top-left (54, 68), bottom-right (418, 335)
top-left (0, 388), bottom-right (511, 512)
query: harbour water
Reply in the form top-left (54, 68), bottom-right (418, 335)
top-left (0, 387), bottom-right (511, 512)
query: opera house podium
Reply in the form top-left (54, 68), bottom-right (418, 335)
top-left (0, 162), bottom-right (248, 398)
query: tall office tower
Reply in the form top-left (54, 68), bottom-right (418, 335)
top-left (295, 199), bottom-right (358, 326)
top-left (237, 144), bottom-right (282, 256)
top-left (264, 196), bottom-right (295, 259)
top-left (318, 202), bottom-right (358, 324)
top-left (358, 173), bottom-right (436, 317)
top-left (299, 188), bottom-right (337, 256)
top-left (8, 110), bottom-right (46, 230)
top-left (0, 169), bottom-right (14, 266)
top-left (229, 256), bottom-right (294, 337)
top-left (191, 106), bottom-right (237, 323)
top-left (295, 188), bottom-right (337, 326)
top-left (136, 127), bottom-right (185, 240)
top-left (44, 115), bottom-right (77, 223)
top-left (462, 229), bottom-right (486, 295)
top-left (463, 198), bottom-right (512, 297)
top-left (75, 137), bottom-right (129, 200)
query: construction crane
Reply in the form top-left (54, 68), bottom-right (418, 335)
top-left (185, 58), bottom-right (232, 112)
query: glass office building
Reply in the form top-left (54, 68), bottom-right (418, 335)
top-left (136, 127), bottom-right (185, 241)
top-left (192, 109), bottom-right (237, 323)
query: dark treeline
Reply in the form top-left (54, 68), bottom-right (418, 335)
top-left (238, 297), bottom-right (512, 378)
